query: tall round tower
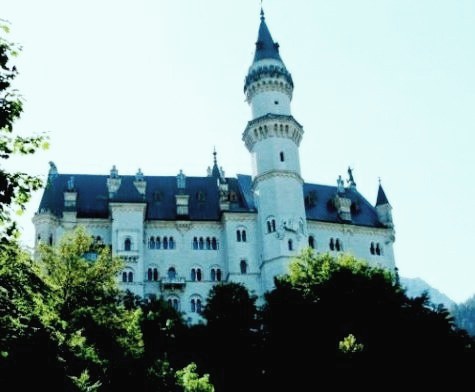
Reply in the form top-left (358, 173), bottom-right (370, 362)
top-left (242, 10), bottom-right (307, 291)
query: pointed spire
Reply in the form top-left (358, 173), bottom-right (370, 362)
top-left (253, 8), bottom-right (282, 62)
top-left (376, 181), bottom-right (390, 206)
top-left (211, 147), bottom-right (222, 179)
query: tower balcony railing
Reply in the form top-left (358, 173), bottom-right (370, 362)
top-left (160, 276), bottom-right (186, 291)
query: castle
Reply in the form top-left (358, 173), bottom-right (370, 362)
top-left (33, 10), bottom-right (396, 323)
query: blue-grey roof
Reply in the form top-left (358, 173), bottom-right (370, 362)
top-left (253, 11), bottom-right (282, 63)
top-left (38, 173), bottom-right (384, 228)
top-left (376, 184), bottom-right (390, 206)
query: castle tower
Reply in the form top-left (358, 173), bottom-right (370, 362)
top-left (242, 9), bottom-right (307, 291)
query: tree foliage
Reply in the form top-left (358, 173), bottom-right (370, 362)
top-left (0, 21), bottom-right (47, 239)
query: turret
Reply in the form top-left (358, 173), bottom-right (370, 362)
top-left (375, 182), bottom-right (393, 228)
top-left (243, 9), bottom-right (307, 291)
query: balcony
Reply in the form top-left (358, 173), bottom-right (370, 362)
top-left (160, 276), bottom-right (186, 291)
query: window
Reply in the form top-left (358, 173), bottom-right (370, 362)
top-left (212, 237), bottom-right (218, 250)
top-left (237, 229), bottom-right (247, 242)
top-left (308, 235), bottom-right (315, 249)
top-left (267, 218), bottom-right (276, 233)
top-left (288, 239), bottom-right (293, 251)
top-left (329, 238), bottom-right (335, 251)
top-left (371, 242), bottom-right (382, 256)
top-left (376, 243), bottom-right (382, 255)
top-left (335, 239), bottom-right (342, 252)
top-left (206, 237), bottom-right (211, 250)
top-left (148, 267), bottom-right (159, 281)
top-left (168, 267), bottom-right (176, 280)
top-left (128, 271), bottom-right (133, 282)
top-left (193, 237), bottom-right (198, 249)
top-left (124, 238), bottom-right (131, 251)
top-left (211, 267), bottom-right (222, 282)
top-left (199, 237), bottom-right (204, 250)
top-left (156, 237), bottom-right (161, 249)
top-left (240, 260), bottom-right (248, 274)
top-left (191, 298), bottom-right (203, 314)
top-left (122, 271), bottom-right (127, 282)
top-left (49, 234), bottom-right (53, 246)
top-left (168, 297), bottom-right (180, 311)
top-left (169, 237), bottom-right (175, 249)
top-left (191, 268), bottom-right (202, 282)
top-left (370, 242), bottom-right (375, 255)
top-left (149, 237), bottom-right (155, 249)
top-left (280, 151), bottom-right (285, 162)
top-left (163, 237), bottom-right (169, 250)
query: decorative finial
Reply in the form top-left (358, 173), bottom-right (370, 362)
top-left (378, 177), bottom-right (381, 185)
top-left (213, 147), bottom-right (217, 165)
top-left (347, 166), bottom-right (356, 187)
top-left (260, 1), bottom-right (265, 20)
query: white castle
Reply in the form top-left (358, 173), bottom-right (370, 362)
top-left (33, 10), bottom-right (395, 323)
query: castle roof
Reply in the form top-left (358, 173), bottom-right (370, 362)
top-left (253, 9), bottom-right (283, 63)
top-left (38, 173), bottom-right (384, 228)
top-left (376, 184), bottom-right (390, 206)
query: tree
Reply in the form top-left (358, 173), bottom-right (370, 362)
top-left (38, 226), bottom-right (143, 390)
top-left (261, 249), bottom-right (475, 388)
top-left (0, 21), bottom-right (47, 240)
top-left (176, 363), bottom-right (214, 392)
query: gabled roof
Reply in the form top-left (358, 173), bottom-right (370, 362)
top-left (38, 173), bottom-right (384, 228)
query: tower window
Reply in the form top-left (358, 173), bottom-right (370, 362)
top-left (288, 239), bottom-right (293, 251)
top-left (274, 100), bottom-right (279, 105)
top-left (124, 238), bottom-right (131, 251)
top-left (240, 260), bottom-right (248, 274)
top-left (329, 238), bottom-right (335, 251)
top-left (370, 242), bottom-right (375, 255)
top-left (128, 271), bottom-right (134, 282)
top-left (280, 151), bottom-right (285, 162)
top-left (308, 235), bottom-right (315, 249)
top-left (168, 267), bottom-right (176, 280)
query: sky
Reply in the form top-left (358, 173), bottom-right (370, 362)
top-left (3, 1), bottom-right (475, 303)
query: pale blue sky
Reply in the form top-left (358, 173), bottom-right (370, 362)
top-left (3, 1), bottom-right (475, 302)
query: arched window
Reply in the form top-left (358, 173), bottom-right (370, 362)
top-left (124, 238), bottom-right (131, 251)
top-left (169, 237), bottom-right (175, 249)
top-left (147, 268), bottom-right (153, 281)
top-left (308, 235), bottom-right (315, 249)
top-left (196, 299), bottom-right (202, 314)
top-left (236, 230), bottom-right (242, 242)
top-left (206, 237), bottom-right (211, 250)
top-left (288, 239), bottom-right (293, 251)
top-left (149, 237), bottom-right (155, 249)
top-left (199, 237), bottom-right (204, 250)
top-left (240, 260), bottom-right (248, 274)
top-left (156, 237), bottom-right (161, 249)
top-left (280, 151), bottom-right (285, 162)
top-left (49, 234), bottom-right (53, 246)
top-left (271, 219), bottom-right (276, 232)
top-left (191, 268), bottom-right (196, 281)
top-left (370, 242), bottom-right (375, 255)
top-left (335, 239), bottom-right (342, 252)
top-left (168, 267), bottom-right (176, 280)
top-left (211, 237), bottom-right (217, 250)
top-left (193, 237), bottom-right (198, 250)
top-left (127, 271), bottom-right (133, 282)
top-left (153, 268), bottom-right (159, 281)
top-left (242, 230), bottom-right (247, 242)
top-left (211, 269), bottom-right (216, 281)
top-left (267, 221), bottom-right (272, 233)
top-left (163, 237), bottom-right (169, 250)
top-left (329, 238), bottom-right (335, 251)
top-left (376, 243), bottom-right (381, 256)
top-left (191, 298), bottom-right (196, 313)
top-left (122, 271), bottom-right (127, 282)
top-left (168, 297), bottom-right (179, 311)
top-left (216, 268), bottom-right (222, 281)
top-left (196, 268), bottom-right (202, 282)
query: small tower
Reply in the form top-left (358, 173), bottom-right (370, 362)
top-left (107, 165), bottom-right (121, 198)
top-left (175, 170), bottom-right (190, 217)
top-left (243, 9), bottom-right (307, 291)
top-left (375, 181), bottom-right (393, 228)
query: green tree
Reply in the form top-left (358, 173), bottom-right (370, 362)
top-left (176, 363), bottom-right (214, 392)
top-left (38, 227), bottom-right (143, 390)
top-left (261, 249), bottom-right (475, 388)
top-left (0, 21), bottom-right (47, 240)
